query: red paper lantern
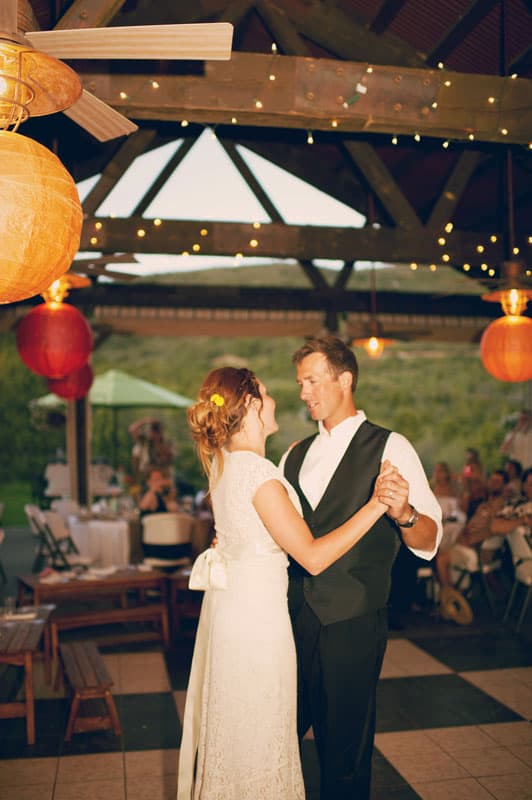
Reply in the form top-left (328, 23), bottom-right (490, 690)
top-left (480, 315), bottom-right (532, 382)
top-left (47, 363), bottom-right (93, 400)
top-left (16, 303), bottom-right (93, 379)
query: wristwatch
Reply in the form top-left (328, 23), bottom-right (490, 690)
top-left (396, 504), bottom-right (419, 528)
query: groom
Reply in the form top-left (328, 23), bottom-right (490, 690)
top-left (282, 335), bottom-right (441, 799)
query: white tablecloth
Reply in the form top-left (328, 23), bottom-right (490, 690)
top-left (68, 517), bottom-right (130, 567)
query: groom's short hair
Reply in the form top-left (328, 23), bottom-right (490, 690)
top-left (292, 335), bottom-right (359, 394)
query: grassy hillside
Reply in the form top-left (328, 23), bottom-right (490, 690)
top-left (0, 261), bottom-right (527, 501)
top-left (87, 333), bottom-right (526, 489)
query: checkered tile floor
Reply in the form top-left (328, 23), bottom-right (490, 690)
top-left (1, 613), bottom-right (531, 800)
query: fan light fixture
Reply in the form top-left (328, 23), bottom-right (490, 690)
top-left (41, 273), bottom-right (91, 305)
top-left (0, 37), bottom-right (81, 131)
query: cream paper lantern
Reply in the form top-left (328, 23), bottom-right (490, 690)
top-left (0, 130), bottom-right (82, 304)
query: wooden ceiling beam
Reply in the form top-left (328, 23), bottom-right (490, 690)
top-left (80, 216), bottom-right (514, 266)
top-left (297, 259), bottom-right (331, 290)
top-left (217, 137), bottom-right (284, 222)
top-left (54, 0), bottom-right (127, 29)
top-left (333, 261), bottom-right (355, 290)
top-left (426, 0), bottom-right (500, 67)
top-left (428, 150), bottom-right (482, 230)
top-left (370, 0), bottom-right (409, 35)
top-left (219, 0), bottom-right (256, 26)
top-left (57, 283), bottom-right (500, 321)
top-left (132, 137), bottom-right (197, 216)
top-left (508, 44), bottom-right (532, 76)
top-left (282, 0), bottom-right (423, 67)
top-left (78, 53), bottom-right (532, 144)
top-left (254, 0), bottom-right (310, 56)
top-left (342, 141), bottom-right (422, 228)
top-left (82, 128), bottom-right (157, 216)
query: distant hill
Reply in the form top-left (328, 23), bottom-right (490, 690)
top-left (128, 260), bottom-right (483, 295)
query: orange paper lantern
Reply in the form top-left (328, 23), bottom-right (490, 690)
top-left (16, 303), bottom-right (93, 379)
top-left (0, 131), bottom-right (82, 304)
top-left (480, 315), bottom-right (532, 382)
top-left (48, 363), bottom-right (94, 400)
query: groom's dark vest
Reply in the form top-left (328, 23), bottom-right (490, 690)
top-left (284, 420), bottom-right (400, 625)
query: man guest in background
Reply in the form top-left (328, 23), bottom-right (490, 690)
top-left (282, 335), bottom-right (441, 800)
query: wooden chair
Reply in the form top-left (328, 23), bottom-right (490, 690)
top-left (141, 512), bottom-right (193, 571)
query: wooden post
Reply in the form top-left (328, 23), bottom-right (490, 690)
top-left (66, 396), bottom-right (91, 506)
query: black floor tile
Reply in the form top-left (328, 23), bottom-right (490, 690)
top-left (376, 674), bottom-right (522, 732)
top-left (300, 739), bottom-right (420, 800)
top-left (164, 640), bottom-right (195, 691)
top-left (0, 698), bottom-right (70, 759)
top-left (411, 631), bottom-right (532, 672)
top-left (117, 692), bottom-right (180, 750)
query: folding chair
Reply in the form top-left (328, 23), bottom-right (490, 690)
top-left (449, 535), bottom-right (506, 617)
top-left (42, 511), bottom-right (92, 570)
top-left (0, 528), bottom-right (6, 584)
top-left (503, 526), bottom-right (532, 632)
top-left (25, 503), bottom-right (57, 572)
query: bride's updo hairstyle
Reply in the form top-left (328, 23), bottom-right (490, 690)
top-left (187, 367), bottom-right (262, 480)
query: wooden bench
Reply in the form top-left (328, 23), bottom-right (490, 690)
top-left (51, 603), bottom-right (169, 662)
top-left (59, 640), bottom-right (121, 741)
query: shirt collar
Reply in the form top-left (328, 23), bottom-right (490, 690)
top-left (317, 410), bottom-right (367, 439)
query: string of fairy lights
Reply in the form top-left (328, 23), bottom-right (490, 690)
top-left (85, 43), bottom-right (531, 278)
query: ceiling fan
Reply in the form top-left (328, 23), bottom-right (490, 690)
top-left (0, 2), bottom-right (233, 141)
top-left (69, 253), bottom-right (140, 282)
top-left (40, 253), bottom-right (141, 303)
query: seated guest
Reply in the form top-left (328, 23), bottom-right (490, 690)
top-left (431, 461), bottom-right (459, 499)
top-left (138, 467), bottom-right (179, 516)
top-left (459, 458), bottom-right (487, 519)
top-left (503, 458), bottom-right (523, 501)
top-left (436, 470), bottom-right (508, 589)
top-left (491, 467), bottom-right (532, 536)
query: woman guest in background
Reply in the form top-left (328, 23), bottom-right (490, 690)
top-left (177, 367), bottom-right (402, 800)
top-left (431, 462), bottom-right (466, 589)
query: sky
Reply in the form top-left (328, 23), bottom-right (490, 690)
top-left (76, 127), bottom-right (370, 278)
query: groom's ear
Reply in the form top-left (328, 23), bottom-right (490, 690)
top-left (338, 371), bottom-right (352, 391)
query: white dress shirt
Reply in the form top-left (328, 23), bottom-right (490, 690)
top-left (280, 411), bottom-right (442, 560)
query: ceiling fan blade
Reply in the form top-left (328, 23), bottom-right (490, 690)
top-left (26, 22), bottom-right (234, 61)
top-left (64, 89), bottom-right (138, 141)
top-left (0, 0), bottom-right (17, 34)
top-left (72, 254), bottom-right (138, 267)
top-left (70, 265), bottom-right (139, 282)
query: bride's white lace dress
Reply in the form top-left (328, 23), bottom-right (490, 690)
top-left (177, 450), bottom-right (305, 800)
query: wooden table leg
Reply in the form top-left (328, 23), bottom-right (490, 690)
top-left (24, 651), bottom-right (35, 746)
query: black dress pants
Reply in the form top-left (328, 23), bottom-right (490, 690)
top-left (292, 603), bottom-right (388, 800)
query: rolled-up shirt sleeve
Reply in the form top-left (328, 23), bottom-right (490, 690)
top-left (383, 432), bottom-right (443, 560)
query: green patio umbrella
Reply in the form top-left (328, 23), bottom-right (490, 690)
top-left (31, 369), bottom-right (193, 467)
top-left (33, 369), bottom-right (193, 410)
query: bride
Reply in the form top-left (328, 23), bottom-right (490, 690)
top-left (177, 366), bottom-right (399, 800)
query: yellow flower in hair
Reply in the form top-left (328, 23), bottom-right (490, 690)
top-left (210, 392), bottom-right (225, 407)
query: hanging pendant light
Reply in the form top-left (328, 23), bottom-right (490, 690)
top-left (351, 264), bottom-right (395, 359)
top-left (480, 315), bottom-right (532, 382)
top-left (479, 5), bottom-right (532, 382)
